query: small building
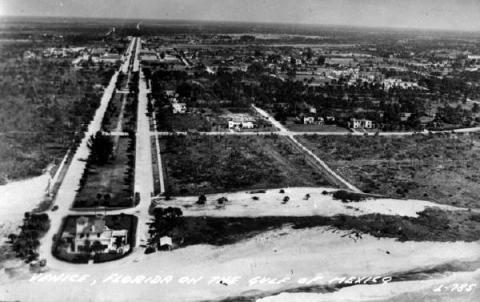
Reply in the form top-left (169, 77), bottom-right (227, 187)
top-left (228, 121), bottom-right (255, 130)
top-left (400, 112), bottom-right (412, 122)
top-left (325, 116), bottom-right (336, 123)
top-left (165, 90), bottom-right (176, 97)
top-left (349, 118), bottom-right (373, 129)
top-left (242, 121), bottom-right (254, 129)
top-left (159, 236), bottom-right (173, 250)
top-left (419, 115), bottom-right (435, 128)
top-left (303, 116), bottom-right (315, 124)
top-left (172, 102), bottom-right (187, 114)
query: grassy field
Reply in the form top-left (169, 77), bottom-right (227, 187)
top-left (159, 135), bottom-right (332, 195)
top-left (285, 123), bottom-right (348, 132)
top-left (73, 136), bottom-right (135, 209)
top-left (156, 110), bottom-right (213, 132)
top-left (298, 133), bottom-right (480, 208)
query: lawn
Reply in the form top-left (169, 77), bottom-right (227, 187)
top-left (159, 135), bottom-right (332, 195)
top-left (73, 136), bottom-right (135, 209)
top-left (298, 133), bottom-right (480, 208)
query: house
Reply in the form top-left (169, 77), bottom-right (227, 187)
top-left (60, 215), bottom-right (129, 254)
top-left (165, 90), bottom-right (176, 97)
top-left (400, 112), bottom-right (412, 122)
top-left (159, 236), bottom-right (173, 251)
top-left (242, 121), bottom-right (254, 129)
top-left (349, 118), bottom-right (373, 129)
top-left (418, 115), bottom-right (435, 128)
top-left (325, 116), bottom-right (336, 123)
top-left (228, 121), bottom-right (242, 130)
top-left (303, 116), bottom-right (315, 124)
top-left (228, 121), bottom-right (255, 130)
top-left (172, 102), bottom-right (187, 114)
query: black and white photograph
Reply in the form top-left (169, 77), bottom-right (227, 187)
top-left (0, 1), bottom-right (479, 301)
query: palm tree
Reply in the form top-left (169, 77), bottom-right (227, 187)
top-left (103, 194), bottom-right (111, 215)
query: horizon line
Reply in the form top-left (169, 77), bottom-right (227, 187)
top-left (1, 14), bottom-right (480, 34)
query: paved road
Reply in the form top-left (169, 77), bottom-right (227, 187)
top-left (133, 57), bottom-right (155, 248)
top-left (38, 39), bottom-right (136, 266)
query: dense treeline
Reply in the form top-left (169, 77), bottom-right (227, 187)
top-left (8, 212), bottom-right (50, 263)
top-left (0, 45), bottom-right (116, 183)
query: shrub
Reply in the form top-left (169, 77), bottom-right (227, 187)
top-left (145, 246), bottom-right (156, 254)
top-left (197, 194), bottom-right (207, 205)
top-left (332, 190), bottom-right (367, 202)
top-left (217, 197), bottom-right (228, 204)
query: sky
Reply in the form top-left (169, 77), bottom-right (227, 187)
top-left (1, 0), bottom-right (479, 31)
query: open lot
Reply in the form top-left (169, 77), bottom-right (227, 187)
top-left (159, 135), bottom-right (332, 195)
top-left (286, 123), bottom-right (348, 132)
top-left (73, 136), bottom-right (135, 209)
top-left (155, 106), bottom-right (276, 132)
top-left (298, 133), bottom-right (480, 208)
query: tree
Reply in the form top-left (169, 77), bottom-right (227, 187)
top-left (317, 56), bottom-right (326, 65)
top-left (304, 48), bottom-right (313, 60)
top-left (87, 131), bottom-right (114, 165)
top-left (473, 103), bottom-right (480, 113)
top-left (197, 194), bottom-right (207, 205)
top-left (91, 240), bottom-right (106, 254)
top-left (247, 62), bottom-right (264, 76)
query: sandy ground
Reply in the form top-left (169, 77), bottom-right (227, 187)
top-left (0, 173), bottom-right (49, 242)
top-left (0, 226), bottom-right (479, 302)
top-left (258, 269), bottom-right (480, 302)
top-left (153, 187), bottom-right (462, 218)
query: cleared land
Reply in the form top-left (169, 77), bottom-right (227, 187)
top-left (73, 136), bottom-right (135, 209)
top-left (159, 135), bottom-right (332, 195)
top-left (155, 106), bottom-right (276, 132)
top-left (298, 133), bottom-right (480, 208)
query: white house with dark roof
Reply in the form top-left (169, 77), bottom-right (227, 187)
top-left (61, 215), bottom-right (129, 254)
